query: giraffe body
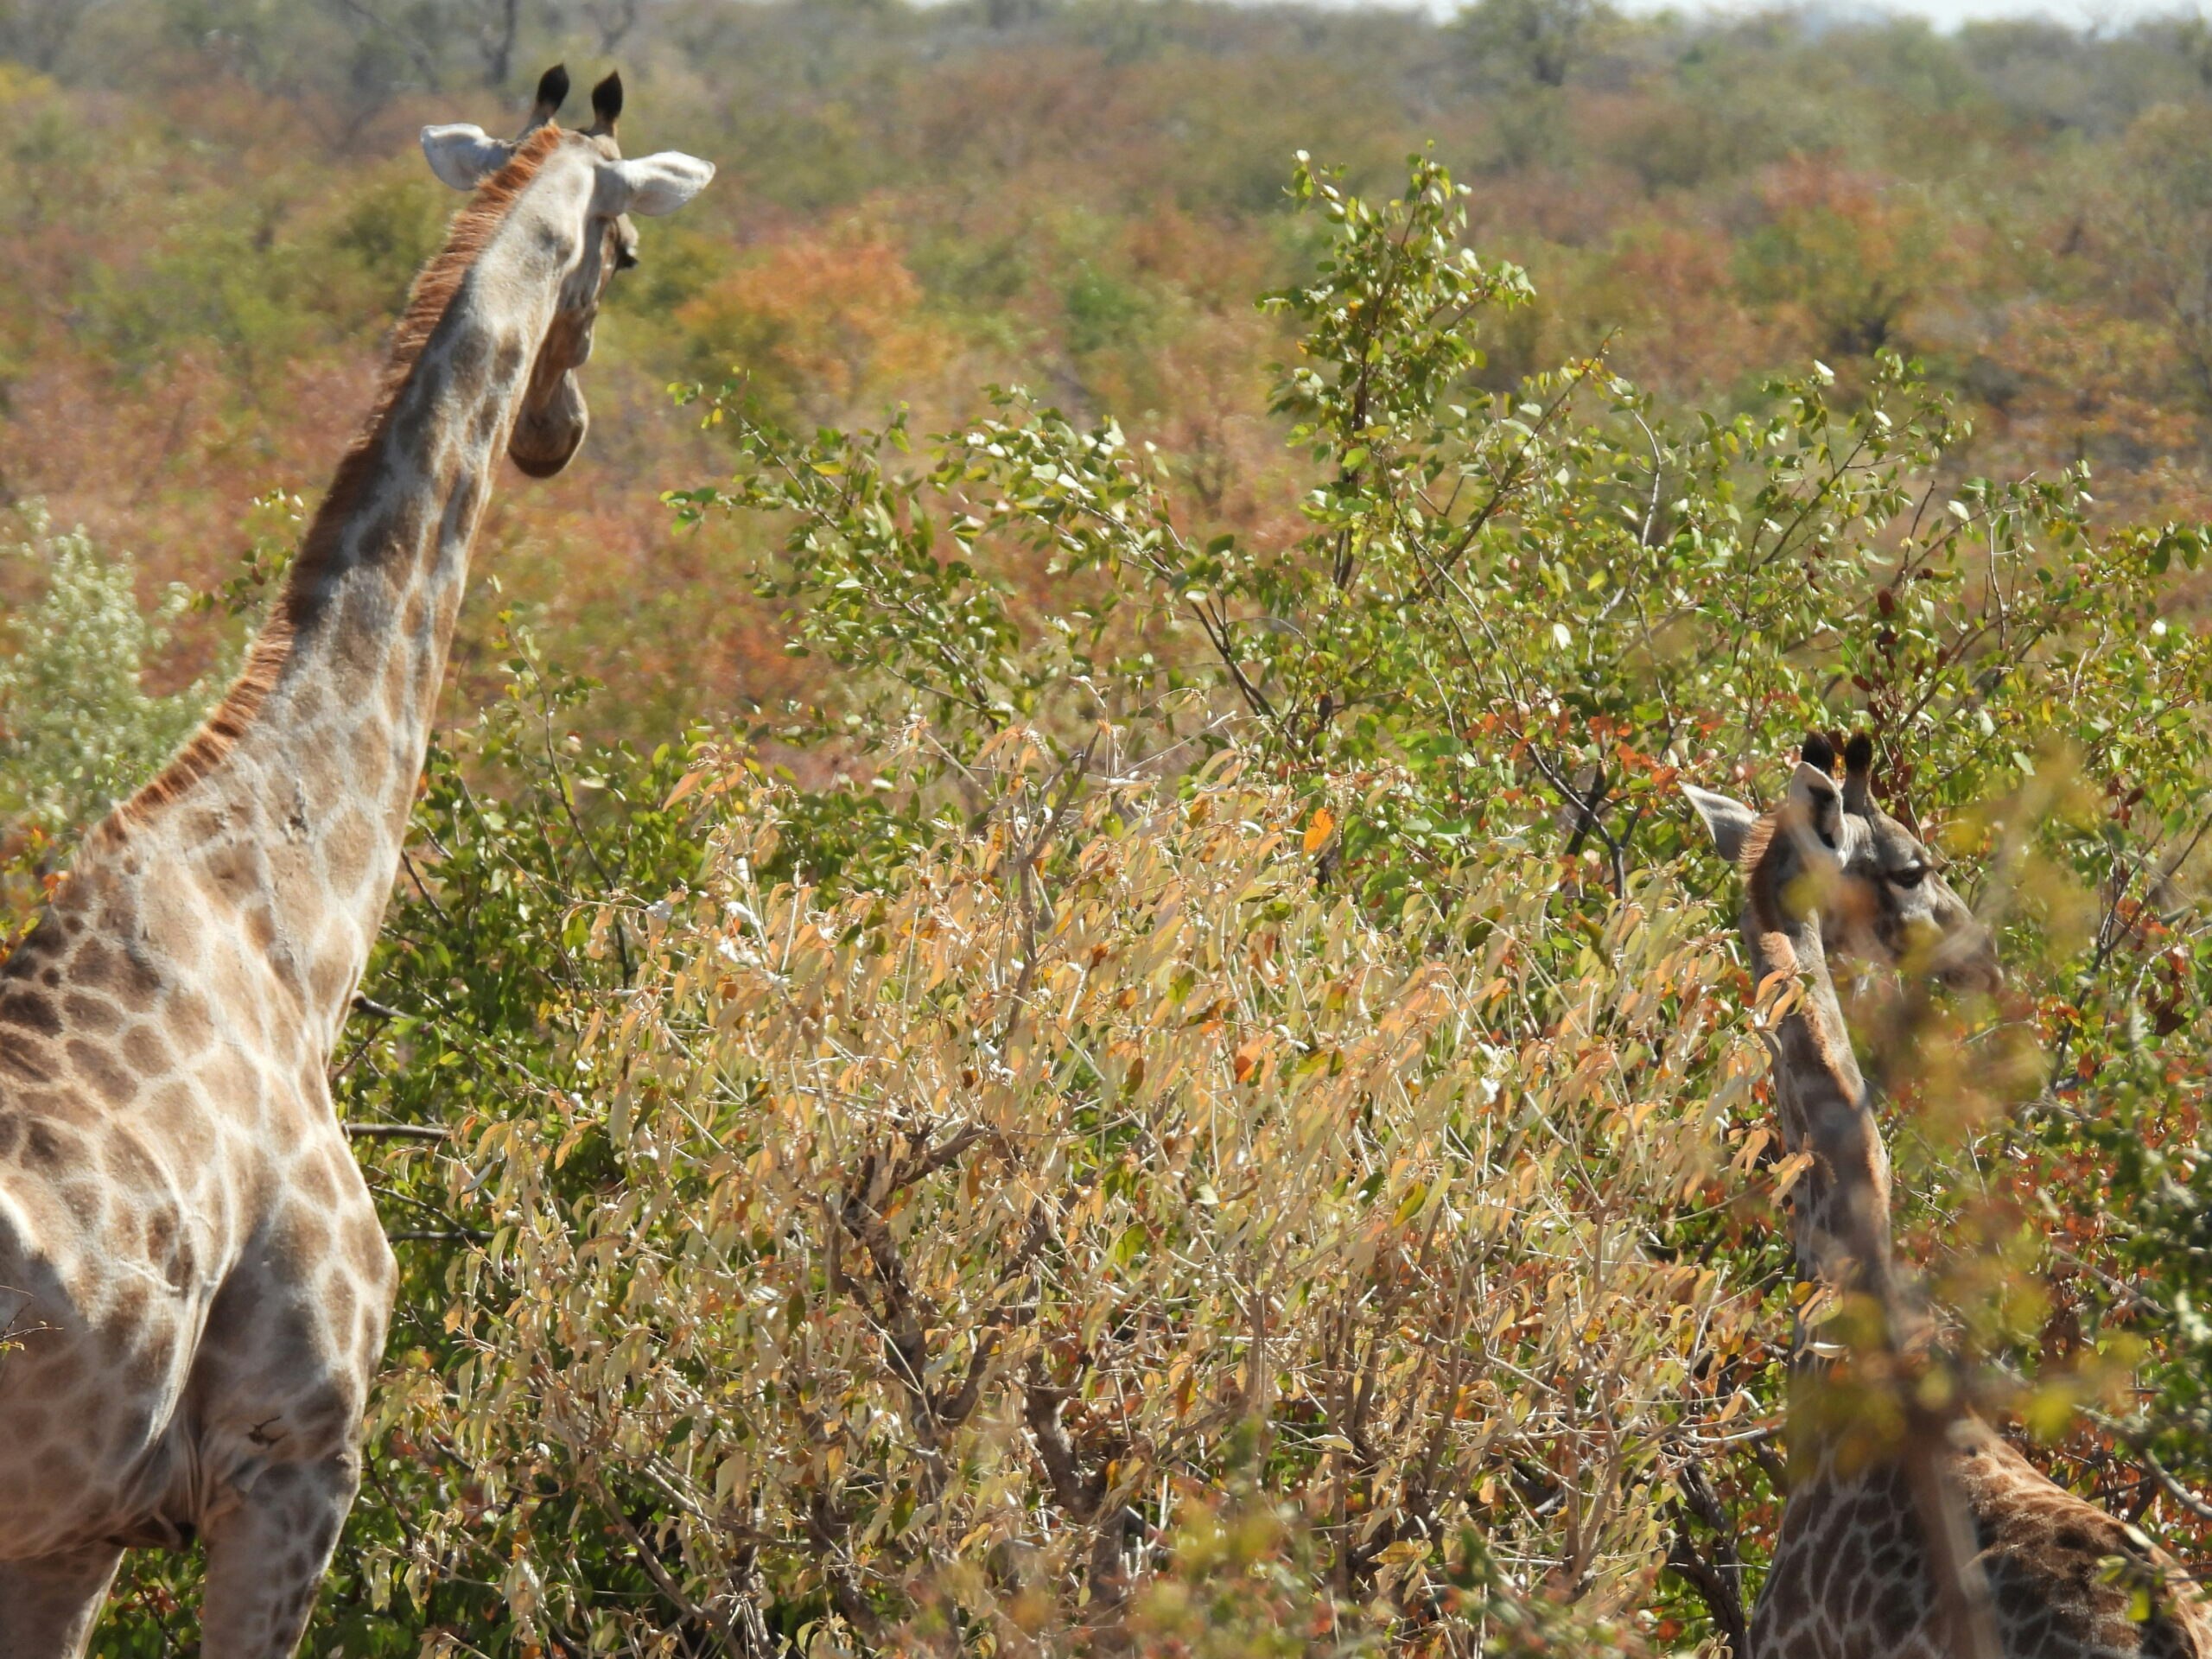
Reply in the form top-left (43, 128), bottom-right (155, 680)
top-left (1756, 1423), bottom-right (2206, 1658)
top-left (1689, 738), bottom-right (2212, 1659)
top-left (0, 76), bottom-right (711, 1656)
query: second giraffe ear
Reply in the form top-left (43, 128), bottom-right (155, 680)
top-left (421, 124), bottom-right (513, 190)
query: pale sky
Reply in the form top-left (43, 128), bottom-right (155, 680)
top-left (1296, 0), bottom-right (2210, 30)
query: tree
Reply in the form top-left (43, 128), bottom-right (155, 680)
top-left (1455, 0), bottom-right (1605, 88)
top-left (1735, 157), bottom-right (1941, 360)
top-left (0, 0), bottom-right (99, 73)
top-left (2107, 103), bottom-right (2212, 417)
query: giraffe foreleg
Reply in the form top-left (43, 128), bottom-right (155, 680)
top-left (197, 1449), bottom-right (360, 1659)
top-left (0, 1542), bottom-right (125, 1658)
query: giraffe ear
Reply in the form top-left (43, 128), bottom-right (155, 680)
top-left (421, 124), bottom-right (513, 190)
top-left (1841, 732), bottom-right (1875, 814)
top-left (528, 63), bottom-right (570, 129)
top-left (1683, 784), bottom-right (1760, 865)
top-left (589, 71), bottom-right (624, 135)
top-left (607, 151), bottom-right (715, 216)
top-left (1786, 760), bottom-right (1850, 857)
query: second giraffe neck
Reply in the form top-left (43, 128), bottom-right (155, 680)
top-left (1743, 894), bottom-right (1901, 1319)
top-left (69, 147), bottom-right (593, 1052)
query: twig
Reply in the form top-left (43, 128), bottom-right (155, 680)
top-left (1664, 1457), bottom-right (1749, 1657)
top-left (603, 1499), bottom-right (748, 1656)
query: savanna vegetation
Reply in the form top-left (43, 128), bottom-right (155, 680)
top-left (7, 0), bottom-right (2212, 1654)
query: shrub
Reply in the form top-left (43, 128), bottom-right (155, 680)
top-left (0, 500), bottom-right (216, 834)
top-left (383, 732), bottom-right (1754, 1651)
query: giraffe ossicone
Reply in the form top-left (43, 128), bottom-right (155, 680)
top-left (1688, 736), bottom-right (2209, 1658)
top-left (0, 71), bottom-right (710, 1658)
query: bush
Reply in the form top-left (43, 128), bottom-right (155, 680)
top-left (0, 500), bottom-right (216, 834)
top-left (385, 731), bottom-right (1755, 1651)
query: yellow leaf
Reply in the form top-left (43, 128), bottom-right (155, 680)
top-left (1770, 1151), bottom-right (1815, 1200)
top-left (1303, 808), bottom-right (1336, 855)
top-left (1393, 1182), bottom-right (1428, 1225)
top-left (1233, 1039), bottom-right (1268, 1084)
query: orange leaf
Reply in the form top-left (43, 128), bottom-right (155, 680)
top-left (1303, 807), bottom-right (1335, 855)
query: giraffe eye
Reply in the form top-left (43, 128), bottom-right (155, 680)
top-left (1889, 866), bottom-right (1927, 889)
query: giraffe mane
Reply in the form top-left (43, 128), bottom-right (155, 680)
top-left (1740, 809), bottom-right (1798, 942)
top-left (349, 124), bottom-right (569, 474)
top-left (1737, 807), bottom-right (1780, 876)
top-left (97, 126), bottom-right (569, 839)
top-left (1744, 810), bottom-right (1865, 1095)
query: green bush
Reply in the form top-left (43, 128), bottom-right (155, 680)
top-left (0, 500), bottom-right (217, 833)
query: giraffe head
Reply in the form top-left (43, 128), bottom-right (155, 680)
top-left (418, 65), bottom-right (714, 476)
top-left (1686, 734), bottom-right (2001, 995)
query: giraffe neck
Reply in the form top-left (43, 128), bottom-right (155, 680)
top-left (1741, 854), bottom-right (1899, 1321)
top-left (62, 137), bottom-right (595, 1053)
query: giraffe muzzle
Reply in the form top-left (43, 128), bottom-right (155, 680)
top-left (510, 369), bottom-right (588, 478)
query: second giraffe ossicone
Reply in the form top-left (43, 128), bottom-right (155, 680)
top-left (1688, 734), bottom-right (2211, 1658)
top-left (0, 67), bottom-right (712, 1658)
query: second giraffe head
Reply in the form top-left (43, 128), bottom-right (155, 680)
top-left (1686, 733), bottom-right (2002, 995)
top-left (419, 64), bottom-right (715, 476)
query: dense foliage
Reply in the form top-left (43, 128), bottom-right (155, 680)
top-left (6, 3), bottom-right (2212, 1656)
top-left (10, 0), bottom-right (2212, 748)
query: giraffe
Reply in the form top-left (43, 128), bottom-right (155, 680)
top-left (0, 67), bottom-right (713, 1656)
top-left (1687, 734), bottom-right (2212, 1658)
